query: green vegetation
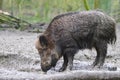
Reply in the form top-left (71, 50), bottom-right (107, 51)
top-left (83, 0), bottom-right (90, 10)
top-left (0, 0), bottom-right (120, 24)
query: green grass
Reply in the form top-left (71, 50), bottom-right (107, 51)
top-left (2, 0), bottom-right (84, 23)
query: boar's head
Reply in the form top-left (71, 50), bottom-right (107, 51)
top-left (35, 35), bottom-right (60, 72)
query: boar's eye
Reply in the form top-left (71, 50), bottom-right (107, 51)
top-left (38, 49), bottom-right (44, 56)
top-left (38, 48), bottom-right (47, 54)
top-left (38, 48), bottom-right (43, 53)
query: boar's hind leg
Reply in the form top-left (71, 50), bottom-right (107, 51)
top-left (59, 54), bottom-right (68, 72)
top-left (93, 41), bottom-right (107, 68)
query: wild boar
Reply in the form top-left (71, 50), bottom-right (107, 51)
top-left (35, 11), bottom-right (116, 72)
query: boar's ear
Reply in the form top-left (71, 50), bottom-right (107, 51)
top-left (39, 35), bottom-right (48, 48)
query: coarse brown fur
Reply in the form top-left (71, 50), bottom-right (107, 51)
top-left (35, 11), bottom-right (116, 72)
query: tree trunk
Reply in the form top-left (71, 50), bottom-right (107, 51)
top-left (0, 0), bottom-right (3, 10)
top-left (94, 0), bottom-right (100, 9)
top-left (83, 0), bottom-right (90, 10)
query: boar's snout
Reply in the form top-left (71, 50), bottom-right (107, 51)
top-left (41, 64), bottom-right (52, 72)
top-left (41, 59), bottom-right (52, 72)
top-left (41, 54), bottom-right (59, 72)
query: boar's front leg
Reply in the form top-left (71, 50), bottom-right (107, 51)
top-left (59, 54), bottom-right (68, 72)
top-left (59, 48), bottom-right (77, 72)
top-left (66, 54), bottom-right (74, 71)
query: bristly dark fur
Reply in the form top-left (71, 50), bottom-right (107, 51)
top-left (39, 10), bottom-right (116, 72)
top-left (46, 11), bottom-right (116, 49)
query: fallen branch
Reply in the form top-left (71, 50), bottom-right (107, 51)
top-left (0, 10), bottom-right (31, 29)
top-left (39, 70), bottom-right (120, 80)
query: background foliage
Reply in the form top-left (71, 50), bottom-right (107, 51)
top-left (0, 0), bottom-right (120, 23)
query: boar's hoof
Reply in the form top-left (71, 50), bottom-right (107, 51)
top-left (59, 67), bottom-right (66, 72)
top-left (108, 66), bottom-right (117, 71)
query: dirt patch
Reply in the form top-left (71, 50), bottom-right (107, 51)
top-left (0, 23), bottom-right (120, 80)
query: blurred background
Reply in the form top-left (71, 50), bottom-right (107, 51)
top-left (0, 0), bottom-right (120, 79)
top-left (0, 0), bottom-right (120, 30)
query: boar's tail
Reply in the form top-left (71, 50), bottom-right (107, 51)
top-left (98, 22), bottom-right (116, 44)
top-left (96, 29), bottom-right (116, 45)
top-left (109, 30), bottom-right (116, 44)
top-left (107, 20), bottom-right (116, 44)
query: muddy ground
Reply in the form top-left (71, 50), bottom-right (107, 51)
top-left (0, 24), bottom-right (120, 80)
